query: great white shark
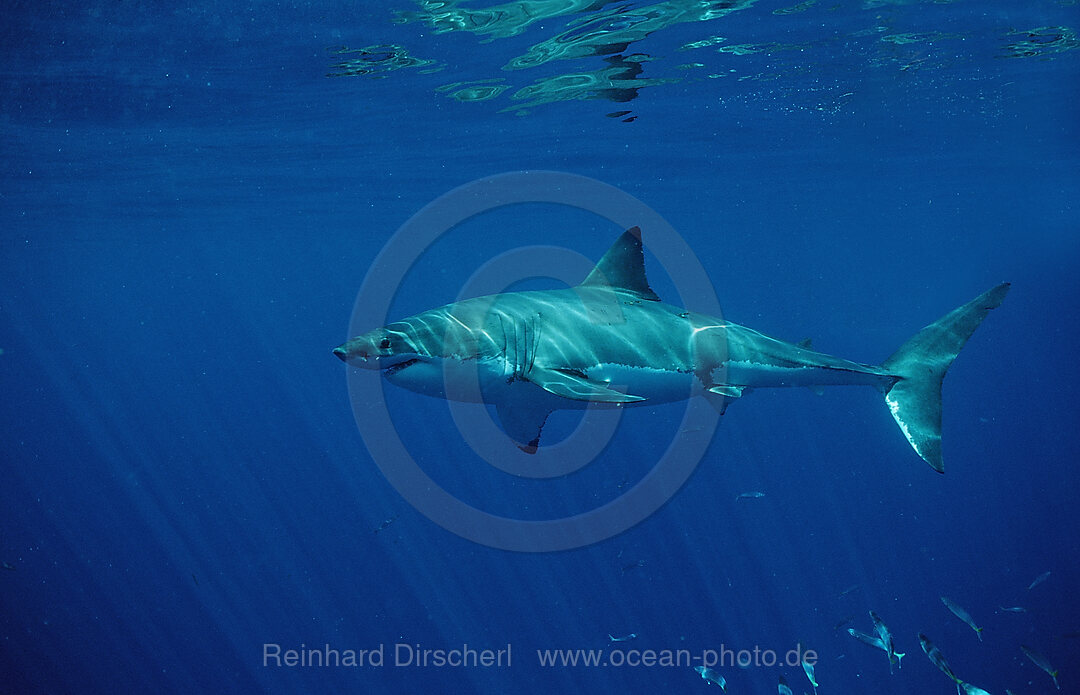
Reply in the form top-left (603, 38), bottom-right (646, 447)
top-left (335, 227), bottom-right (1009, 472)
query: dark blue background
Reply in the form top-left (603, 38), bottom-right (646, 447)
top-left (2, 1), bottom-right (1077, 692)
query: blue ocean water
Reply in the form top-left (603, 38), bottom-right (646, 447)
top-left (2, 1), bottom-right (1078, 692)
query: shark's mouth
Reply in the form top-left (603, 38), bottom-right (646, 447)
top-left (384, 358), bottom-right (420, 377)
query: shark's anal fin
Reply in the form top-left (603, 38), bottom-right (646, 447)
top-left (495, 403), bottom-right (552, 454)
top-left (530, 367), bottom-right (646, 403)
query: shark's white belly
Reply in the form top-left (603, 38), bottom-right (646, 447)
top-left (386, 357), bottom-right (696, 407)
top-left (576, 363), bottom-right (697, 404)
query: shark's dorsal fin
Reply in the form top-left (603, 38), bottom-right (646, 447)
top-left (578, 226), bottom-right (661, 301)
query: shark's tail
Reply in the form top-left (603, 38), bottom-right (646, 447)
top-left (881, 283), bottom-right (1011, 473)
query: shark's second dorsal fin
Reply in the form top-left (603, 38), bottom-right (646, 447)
top-left (578, 226), bottom-right (661, 301)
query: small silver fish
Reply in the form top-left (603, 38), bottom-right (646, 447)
top-left (848, 628), bottom-right (887, 649)
top-left (1027, 570), bottom-right (1051, 590)
top-left (847, 613), bottom-right (904, 674)
top-left (919, 633), bottom-right (958, 682)
top-left (802, 656), bottom-right (818, 695)
top-left (608, 633), bottom-right (637, 642)
top-left (870, 611), bottom-right (905, 671)
top-left (1020, 645), bottom-right (1060, 690)
top-left (735, 491), bottom-right (766, 501)
top-left (921, 633), bottom-right (992, 695)
top-left (837, 584), bottom-right (860, 598)
top-left (941, 596), bottom-right (983, 641)
top-left (373, 514), bottom-right (398, 534)
top-left (998, 606), bottom-right (1026, 613)
top-left (777, 675), bottom-right (794, 695)
top-left (694, 666), bottom-right (727, 690)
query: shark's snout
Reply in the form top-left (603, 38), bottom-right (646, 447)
top-left (332, 339), bottom-right (377, 367)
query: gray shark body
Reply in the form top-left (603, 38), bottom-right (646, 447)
top-left (335, 227), bottom-right (1009, 471)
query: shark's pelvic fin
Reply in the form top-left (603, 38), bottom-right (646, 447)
top-left (882, 282), bottom-right (1011, 473)
top-left (530, 367), bottom-right (646, 403)
top-left (578, 226), bottom-right (661, 301)
top-left (708, 384), bottom-right (745, 399)
top-left (703, 390), bottom-right (731, 416)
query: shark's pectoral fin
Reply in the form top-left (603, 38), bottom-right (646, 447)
top-left (530, 367), bottom-right (646, 403)
top-left (495, 403), bottom-right (552, 454)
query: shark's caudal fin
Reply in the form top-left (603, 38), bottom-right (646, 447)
top-left (882, 283), bottom-right (1011, 473)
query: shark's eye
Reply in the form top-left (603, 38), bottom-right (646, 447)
top-left (378, 337), bottom-right (392, 350)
